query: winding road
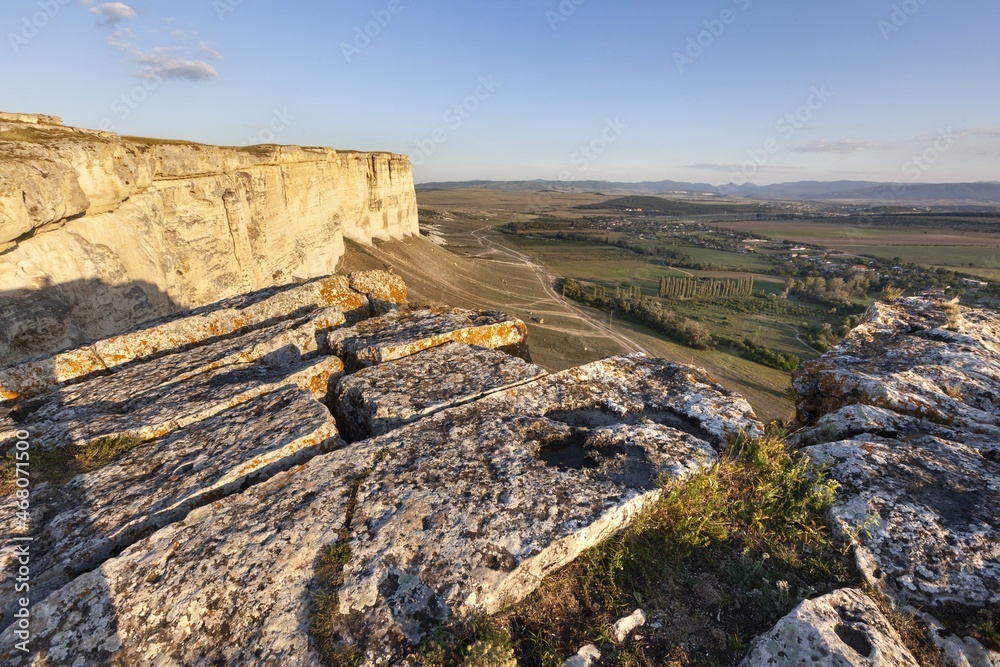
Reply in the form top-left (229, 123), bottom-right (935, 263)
top-left (468, 227), bottom-right (651, 355)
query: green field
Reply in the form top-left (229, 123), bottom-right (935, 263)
top-left (505, 235), bottom-right (827, 363)
top-left (416, 189), bottom-right (999, 423)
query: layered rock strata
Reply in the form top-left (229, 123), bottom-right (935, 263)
top-left (0, 115), bottom-right (419, 366)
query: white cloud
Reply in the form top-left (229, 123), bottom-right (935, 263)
top-left (89, 2), bottom-right (137, 24)
top-left (795, 139), bottom-right (882, 153)
top-left (133, 50), bottom-right (219, 81)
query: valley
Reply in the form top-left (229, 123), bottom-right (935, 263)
top-left (408, 189), bottom-right (1000, 422)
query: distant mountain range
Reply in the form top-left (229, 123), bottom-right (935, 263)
top-left (416, 179), bottom-right (1000, 204)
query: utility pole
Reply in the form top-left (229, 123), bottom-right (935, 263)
top-left (609, 310), bottom-right (614, 327)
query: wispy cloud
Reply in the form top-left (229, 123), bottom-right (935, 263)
top-left (686, 162), bottom-right (793, 173)
top-left (133, 49), bottom-right (219, 81)
top-left (198, 41), bottom-right (223, 61)
top-left (88, 4), bottom-right (222, 83)
top-left (686, 162), bottom-right (739, 171)
top-left (88, 2), bottom-right (137, 25)
top-left (795, 138), bottom-right (882, 153)
top-left (959, 128), bottom-right (1000, 139)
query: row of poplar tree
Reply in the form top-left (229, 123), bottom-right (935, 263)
top-left (657, 275), bottom-right (754, 299)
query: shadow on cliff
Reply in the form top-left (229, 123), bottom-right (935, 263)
top-left (0, 277), bottom-right (185, 370)
top-left (0, 278), bottom-right (186, 664)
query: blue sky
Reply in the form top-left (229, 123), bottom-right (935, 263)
top-left (3, 0), bottom-right (999, 185)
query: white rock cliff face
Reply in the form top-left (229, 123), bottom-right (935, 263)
top-left (0, 116), bottom-right (419, 366)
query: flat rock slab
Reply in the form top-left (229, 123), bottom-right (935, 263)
top-left (0, 443), bottom-right (372, 667)
top-left (794, 299), bottom-right (1000, 455)
top-left (0, 272), bottom-right (384, 401)
top-left (2, 355), bottom-right (761, 666)
top-left (348, 270), bottom-right (407, 315)
top-left (1, 306), bottom-right (344, 439)
top-left (740, 588), bottom-right (920, 666)
top-left (2, 355), bottom-right (343, 452)
top-left (0, 387), bottom-right (340, 629)
top-left (332, 341), bottom-right (547, 441)
top-left (328, 307), bottom-right (530, 371)
top-left (804, 435), bottom-right (1000, 609)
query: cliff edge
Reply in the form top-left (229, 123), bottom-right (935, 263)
top-left (0, 114), bottom-right (418, 366)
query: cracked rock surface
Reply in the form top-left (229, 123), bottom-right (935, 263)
top-left (0, 387), bottom-right (340, 629)
top-left (332, 341), bottom-right (547, 441)
top-left (328, 306), bottom-right (531, 371)
top-left (0, 355), bottom-right (761, 666)
top-left (787, 298), bottom-right (1000, 665)
top-left (740, 588), bottom-right (920, 666)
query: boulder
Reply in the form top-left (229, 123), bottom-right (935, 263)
top-left (740, 588), bottom-right (920, 666)
top-left (327, 307), bottom-right (531, 372)
top-left (0, 387), bottom-right (340, 628)
top-left (332, 341), bottom-right (547, 441)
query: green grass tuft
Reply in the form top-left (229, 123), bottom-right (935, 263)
top-left (1, 435), bottom-right (146, 494)
top-left (411, 427), bottom-right (854, 666)
top-left (309, 542), bottom-right (359, 667)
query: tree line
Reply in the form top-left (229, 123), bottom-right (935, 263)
top-left (658, 276), bottom-right (754, 299)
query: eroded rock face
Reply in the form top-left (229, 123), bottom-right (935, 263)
top-left (332, 341), bottom-right (547, 441)
top-left (791, 298), bottom-right (1000, 663)
top-left (1, 355), bottom-right (761, 666)
top-left (740, 588), bottom-right (920, 667)
top-left (328, 307), bottom-right (532, 371)
top-left (0, 387), bottom-right (340, 629)
top-left (0, 117), bottom-right (418, 366)
top-left (794, 298), bottom-right (1000, 456)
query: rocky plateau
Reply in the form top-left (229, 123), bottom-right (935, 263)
top-left (0, 114), bottom-right (998, 666)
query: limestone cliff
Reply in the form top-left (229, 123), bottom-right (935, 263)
top-left (0, 113), bottom-right (418, 366)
